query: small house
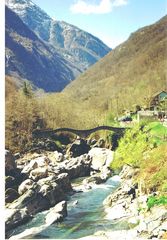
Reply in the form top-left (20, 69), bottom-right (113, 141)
top-left (150, 90), bottom-right (167, 110)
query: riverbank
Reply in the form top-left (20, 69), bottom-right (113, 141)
top-left (80, 165), bottom-right (167, 240)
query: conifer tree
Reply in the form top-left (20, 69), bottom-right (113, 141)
top-left (22, 81), bottom-right (32, 97)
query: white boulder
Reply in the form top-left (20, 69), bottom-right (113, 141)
top-left (88, 148), bottom-right (114, 170)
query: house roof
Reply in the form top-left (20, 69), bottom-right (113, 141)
top-left (152, 90), bottom-right (167, 99)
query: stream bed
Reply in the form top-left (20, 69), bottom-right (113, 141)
top-left (10, 176), bottom-right (129, 239)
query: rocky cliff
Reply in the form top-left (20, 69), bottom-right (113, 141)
top-left (6, 0), bottom-right (111, 91)
top-left (5, 6), bottom-right (82, 91)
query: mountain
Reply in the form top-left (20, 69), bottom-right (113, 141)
top-left (6, 0), bottom-right (111, 72)
top-left (64, 16), bottom-right (167, 114)
top-left (5, 6), bottom-right (82, 92)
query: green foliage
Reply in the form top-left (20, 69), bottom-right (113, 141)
top-left (147, 196), bottom-right (167, 210)
top-left (54, 140), bottom-right (63, 150)
top-left (111, 125), bottom-right (153, 169)
top-left (111, 120), bottom-right (167, 193)
top-left (146, 122), bottom-right (167, 136)
top-left (145, 122), bottom-right (167, 145)
top-left (22, 81), bottom-right (33, 98)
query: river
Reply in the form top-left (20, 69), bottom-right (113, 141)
top-left (9, 176), bottom-right (129, 239)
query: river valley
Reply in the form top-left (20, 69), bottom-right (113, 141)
top-left (5, 137), bottom-right (167, 240)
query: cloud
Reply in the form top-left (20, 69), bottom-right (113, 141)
top-left (112, 0), bottom-right (127, 7)
top-left (70, 0), bottom-right (128, 14)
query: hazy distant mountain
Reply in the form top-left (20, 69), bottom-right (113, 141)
top-left (6, 0), bottom-right (111, 72)
top-left (5, 6), bottom-right (83, 92)
top-left (64, 16), bottom-right (167, 113)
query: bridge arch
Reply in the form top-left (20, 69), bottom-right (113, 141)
top-left (33, 125), bottom-right (126, 139)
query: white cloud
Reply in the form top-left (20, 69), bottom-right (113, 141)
top-left (70, 0), bottom-right (128, 14)
top-left (112, 0), bottom-right (127, 7)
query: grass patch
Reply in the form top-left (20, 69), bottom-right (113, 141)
top-left (146, 122), bottom-right (167, 145)
top-left (147, 195), bottom-right (167, 210)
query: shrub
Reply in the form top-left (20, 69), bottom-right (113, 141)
top-left (147, 196), bottom-right (167, 210)
top-left (5, 90), bottom-right (45, 152)
top-left (138, 144), bottom-right (167, 192)
top-left (111, 125), bottom-right (154, 170)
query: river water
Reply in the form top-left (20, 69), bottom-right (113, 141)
top-left (10, 176), bottom-right (128, 239)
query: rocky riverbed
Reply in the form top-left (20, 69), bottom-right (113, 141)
top-left (81, 165), bottom-right (167, 240)
top-left (5, 137), bottom-right (114, 238)
top-left (5, 137), bottom-right (167, 239)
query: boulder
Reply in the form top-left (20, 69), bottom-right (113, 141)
top-left (65, 154), bottom-right (91, 179)
top-left (45, 201), bottom-right (67, 225)
top-left (8, 224), bottom-right (48, 239)
top-left (14, 153), bottom-right (21, 160)
top-left (105, 203), bottom-right (130, 220)
top-left (53, 151), bottom-right (64, 162)
top-left (39, 182), bottom-right (66, 207)
top-left (5, 208), bottom-right (31, 231)
top-left (137, 205), bottom-right (167, 235)
top-left (5, 150), bottom-right (16, 175)
top-left (37, 175), bottom-right (56, 186)
top-left (29, 167), bottom-right (48, 181)
top-left (54, 173), bottom-right (72, 192)
top-left (5, 170), bottom-right (27, 192)
top-left (34, 156), bottom-right (50, 167)
top-left (5, 176), bottom-right (16, 189)
top-left (37, 173), bottom-right (72, 194)
top-left (88, 148), bottom-right (114, 171)
top-left (21, 160), bottom-right (38, 174)
top-left (119, 164), bottom-right (139, 179)
top-left (8, 189), bottom-right (49, 215)
top-left (21, 156), bottom-right (50, 175)
top-left (67, 138), bottom-right (91, 157)
top-left (83, 175), bottom-right (104, 185)
top-left (6, 173), bottom-right (71, 216)
top-left (83, 166), bottom-right (112, 185)
top-left (18, 179), bottom-right (36, 195)
top-left (101, 166), bottom-right (112, 179)
top-left (8, 202), bottom-right (67, 239)
top-left (103, 178), bottom-right (133, 207)
top-left (37, 174), bottom-right (71, 207)
top-left (5, 188), bottom-right (19, 203)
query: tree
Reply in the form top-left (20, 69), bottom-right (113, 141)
top-left (22, 82), bottom-right (32, 97)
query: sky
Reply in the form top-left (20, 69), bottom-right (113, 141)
top-left (32, 0), bottom-right (167, 48)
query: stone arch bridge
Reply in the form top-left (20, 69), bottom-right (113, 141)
top-left (32, 125), bottom-right (127, 139)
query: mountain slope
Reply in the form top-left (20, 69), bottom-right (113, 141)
top-left (64, 16), bottom-right (167, 113)
top-left (6, 0), bottom-right (111, 71)
top-left (5, 6), bottom-right (82, 92)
